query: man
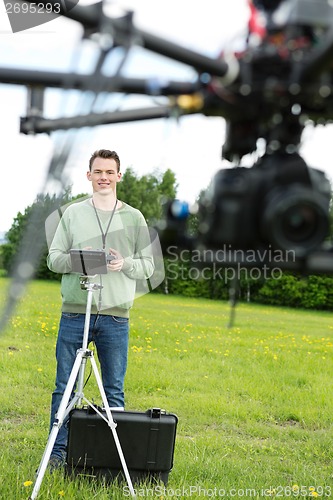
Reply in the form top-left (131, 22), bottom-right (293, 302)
top-left (47, 149), bottom-right (154, 468)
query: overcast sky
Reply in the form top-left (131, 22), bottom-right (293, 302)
top-left (1, 0), bottom-right (333, 233)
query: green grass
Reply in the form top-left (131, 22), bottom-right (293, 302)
top-left (1, 277), bottom-right (333, 498)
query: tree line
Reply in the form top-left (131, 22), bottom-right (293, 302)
top-left (1, 166), bottom-right (333, 311)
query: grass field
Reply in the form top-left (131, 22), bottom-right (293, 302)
top-left (1, 277), bottom-right (333, 499)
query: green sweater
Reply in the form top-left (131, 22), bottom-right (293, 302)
top-left (47, 199), bottom-right (154, 318)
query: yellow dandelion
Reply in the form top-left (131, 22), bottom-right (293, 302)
top-left (23, 480), bottom-right (33, 487)
top-left (58, 491), bottom-right (65, 497)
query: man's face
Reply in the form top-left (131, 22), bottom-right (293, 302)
top-left (87, 157), bottom-right (121, 194)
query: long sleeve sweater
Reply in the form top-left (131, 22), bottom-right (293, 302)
top-left (47, 198), bottom-right (154, 318)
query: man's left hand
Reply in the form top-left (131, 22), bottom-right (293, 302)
top-left (107, 248), bottom-right (124, 272)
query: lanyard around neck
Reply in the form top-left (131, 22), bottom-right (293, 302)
top-left (92, 198), bottom-right (118, 250)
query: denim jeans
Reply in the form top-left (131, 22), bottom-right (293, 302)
top-left (50, 312), bottom-right (129, 460)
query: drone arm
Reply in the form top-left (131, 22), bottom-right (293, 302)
top-left (20, 105), bottom-right (176, 134)
top-left (0, 66), bottom-right (199, 95)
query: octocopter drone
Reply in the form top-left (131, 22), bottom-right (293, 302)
top-left (3, 0), bottom-right (333, 279)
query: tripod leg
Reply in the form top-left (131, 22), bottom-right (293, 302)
top-left (30, 350), bottom-right (86, 500)
top-left (90, 356), bottom-right (136, 498)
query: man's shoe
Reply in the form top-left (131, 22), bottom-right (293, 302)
top-left (47, 455), bottom-right (65, 473)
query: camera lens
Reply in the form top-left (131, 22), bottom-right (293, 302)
top-left (281, 205), bottom-right (317, 242)
top-left (262, 187), bottom-right (329, 257)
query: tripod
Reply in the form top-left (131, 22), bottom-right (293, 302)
top-left (30, 276), bottom-right (136, 499)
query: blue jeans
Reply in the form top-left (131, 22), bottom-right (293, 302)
top-left (50, 312), bottom-right (129, 460)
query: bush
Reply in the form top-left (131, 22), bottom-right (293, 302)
top-left (256, 273), bottom-right (333, 310)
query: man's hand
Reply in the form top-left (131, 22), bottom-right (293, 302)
top-left (107, 248), bottom-right (124, 272)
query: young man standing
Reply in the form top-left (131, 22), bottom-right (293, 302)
top-left (47, 149), bottom-right (154, 468)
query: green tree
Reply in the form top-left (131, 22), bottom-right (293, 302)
top-left (2, 189), bottom-right (77, 280)
top-left (159, 168), bottom-right (178, 199)
top-left (117, 167), bottom-right (178, 224)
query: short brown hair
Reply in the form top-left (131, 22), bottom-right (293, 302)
top-left (89, 149), bottom-right (121, 172)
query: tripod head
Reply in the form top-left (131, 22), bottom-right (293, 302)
top-left (79, 275), bottom-right (103, 292)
